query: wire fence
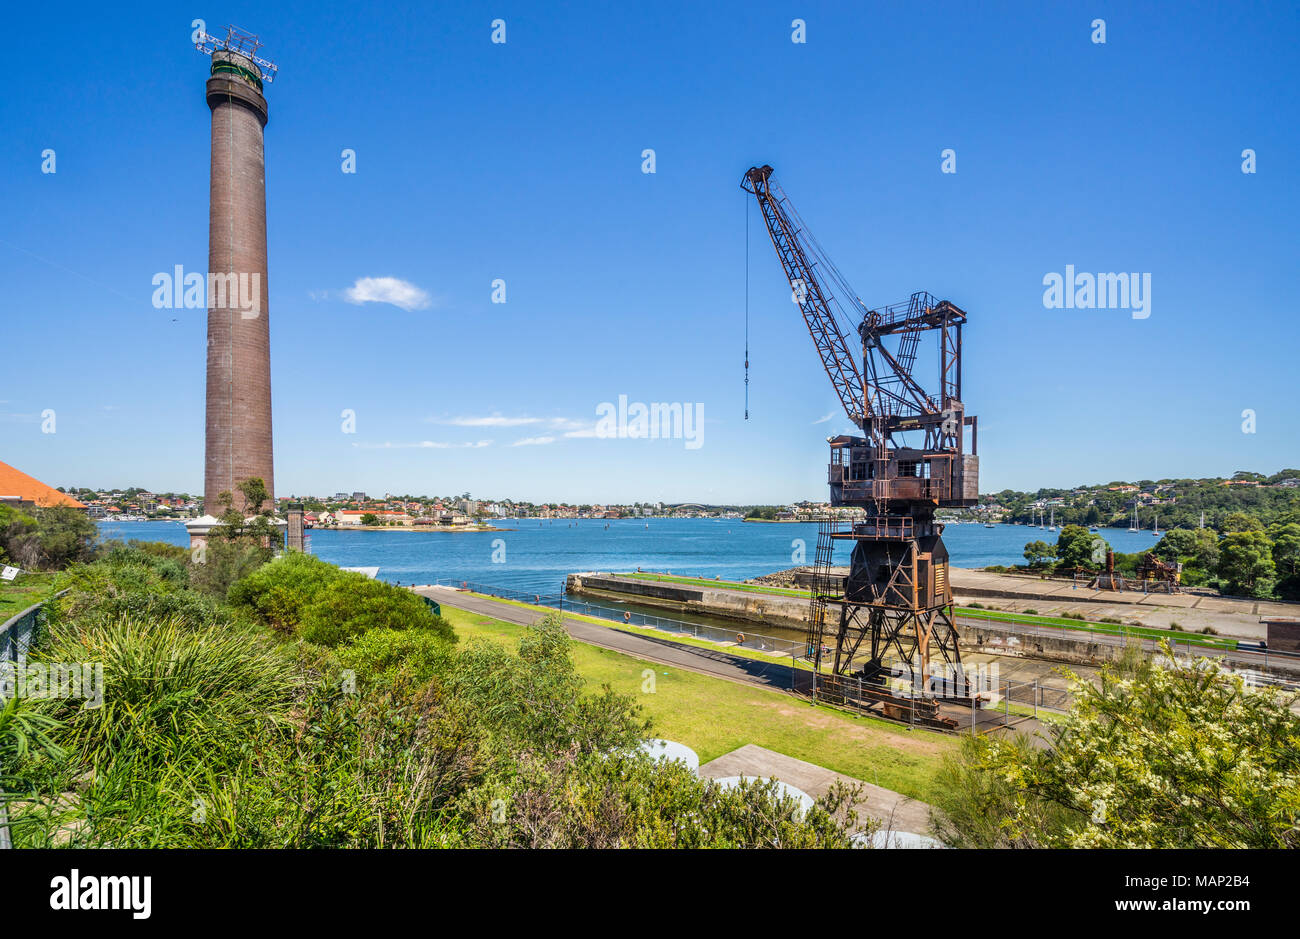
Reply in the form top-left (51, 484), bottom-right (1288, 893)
top-left (428, 581), bottom-right (1295, 734)
top-left (798, 666), bottom-right (1074, 734)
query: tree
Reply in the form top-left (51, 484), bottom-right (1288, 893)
top-left (1220, 511), bottom-right (1264, 533)
top-left (360, 513), bottom-right (379, 526)
top-left (192, 478), bottom-right (280, 598)
top-left (1217, 530), bottom-right (1276, 597)
top-left (1055, 525), bottom-right (1102, 570)
top-left (1023, 540), bottom-right (1056, 568)
top-left (1267, 522), bottom-right (1300, 579)
top-left (1153, 527), bottom-right (1218, 569)
top-left (1267, 521), bottom-right (1300, 600)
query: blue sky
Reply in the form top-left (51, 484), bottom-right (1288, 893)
top-left (2, 1), bottom-right (1297, 503)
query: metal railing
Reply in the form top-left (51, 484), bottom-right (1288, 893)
top-left (0, 598), bottom-right (54, 670)
top-left (0, 590), bottom-right (66, 850)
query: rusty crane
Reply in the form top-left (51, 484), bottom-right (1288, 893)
top-left (742, 164), bottom-right (979, 725)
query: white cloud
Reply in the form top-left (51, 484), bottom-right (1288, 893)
top-left (353, 440), bottom-right (492, 449)
top-left (432, 414), bottom-right (544, 427)
top-left (812, 412), bottom-right (834, 424)
top-left (511, 436), bottom-right (556, 447)
top-left (343, 276), bottom-right (431, 312)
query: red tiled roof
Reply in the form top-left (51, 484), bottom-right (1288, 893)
top-left (0, 461), bottom-right (85, 509)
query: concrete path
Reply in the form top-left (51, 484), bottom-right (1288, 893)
top-left (416, 586), bottom-right (805, 694)
top-left (698, 744), bottom-right (934, 837)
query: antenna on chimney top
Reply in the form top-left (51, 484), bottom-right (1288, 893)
top-left (195, 24), bottom-right (279, 83)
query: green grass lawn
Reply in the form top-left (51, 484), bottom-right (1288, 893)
top-left (440, 605), bottom-right (955, 802)
top-left (0, 571), bottom-right (63, 621)
top-left (955, 607), bottom-right (1236, 650)
top-left (621, 570), bottom-right (809, 598)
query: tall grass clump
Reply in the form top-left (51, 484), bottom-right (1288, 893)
top-left (35, 614), bottom-right (301, 768)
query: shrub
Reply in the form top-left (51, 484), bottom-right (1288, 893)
top-left (229, 555), bottom-right (454, 647)
top-left (53, 545), bottom-right (192, 622)
top-left (210, 682), bottom-right (485, 848)
top-left (228, 553), bottom-right (344, 633)
top-left (336, 628), bottom-right (455, 686)
top-left (449, 613), bottom-right (645, 760)
top-left (464, 751), bottom-right (865, 849)
top-left (299, 576), bottom-right (454, 647)
top-left (190, 540), bottom-right (272, 599)
top-left (0, 505), bottom-right (97, 571)
top-left (930, 734), bottom-right (1067, 848)
top-left (933, 646), bottom-right (1300, 848)
top-left (78, 588), bottom-right (236, 633)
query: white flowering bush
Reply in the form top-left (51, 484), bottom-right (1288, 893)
top-left (933, 643), bottom-right (1299, 848)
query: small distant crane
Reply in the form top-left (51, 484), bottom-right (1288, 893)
top-left (742, 165), bottom-right (979, 726)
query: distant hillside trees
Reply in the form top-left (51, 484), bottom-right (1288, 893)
top-left (1013, 511), bottom-right (1300, 600)
top-left (989, 470), bottom-right (1300, 533)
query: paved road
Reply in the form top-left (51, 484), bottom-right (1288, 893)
top-left (419, 587), bottom-right (805, 693)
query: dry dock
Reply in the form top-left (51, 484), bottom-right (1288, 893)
top-left (566, 571), bottom-right (1300, 679)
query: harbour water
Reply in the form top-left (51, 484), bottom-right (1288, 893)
top-left (97, 518), bottom-right (1166, 595)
